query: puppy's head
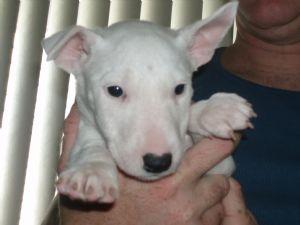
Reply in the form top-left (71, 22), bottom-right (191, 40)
top-left (43, 2), bottom-right (237, 180)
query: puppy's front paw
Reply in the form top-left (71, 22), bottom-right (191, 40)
top-left (194, 93), bottom-right (256, 139)
top-left (57, 163), bottom-right (119, 203)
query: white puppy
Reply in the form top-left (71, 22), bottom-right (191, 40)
top-left (43, 2), bottom-right (255, 203)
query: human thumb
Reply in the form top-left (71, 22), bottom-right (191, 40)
top-left (222, 178), bottom-right (258, 225)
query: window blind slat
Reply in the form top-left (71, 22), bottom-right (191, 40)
top-left (171, 0), bottom-right (203, 29)
top-left (17, 1), bottom-right (79, 224)
top-left (0, 1), bottom-right (49, 225)
top-left (140, 0), bottom-right (172, 26)
top-left (108, 0), bottom-right (141, 25)
top-left (202, 0), bottom-right (226, 18)
top-left (202, 0), bottom-right (233, 46)
top-left (77, 0), bottom-right (110, 28)
top-left (0, 0), bottom-right (19, 126)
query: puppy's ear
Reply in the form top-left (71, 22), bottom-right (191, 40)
top-left (42, 26), bottom-right (103, 75)
top-left (176, 2), bottom-right (238, 69)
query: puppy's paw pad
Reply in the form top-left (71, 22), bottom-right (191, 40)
top-left (198, 93), bottom-right (256, 138)
top-left (57, 165), bottom-right (118, 203)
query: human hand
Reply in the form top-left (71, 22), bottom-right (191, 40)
top-left (59, 104), bottom-right (256, 225)
top-left (222, 178), bottom-right (258, 225)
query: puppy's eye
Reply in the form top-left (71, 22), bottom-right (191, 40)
top-left (107, 86), bottom-right (123, 97)
top-left (174, 84), bottom-right (185, 95)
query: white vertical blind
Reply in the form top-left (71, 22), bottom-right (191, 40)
top-left (109, 0), bottom-right (141, 25)
top-left (202, 0), bottom-right (233, 46)
top-left (0, 0), bottom-right (49, 224)
top-left (202, 0), bottom-right (226, 18)
top-left (140, 0), bottom-right (172, 26)
top-left (171, 0), bottom-right (203, 29)
top-left (0, 0), bottom-right (19, 126)
top-left (18, 1), bottom-right (79, 224)
top-left (77, 0), bottom-right (110, 28)
top-left (233, 21), bottom-right (237, 42)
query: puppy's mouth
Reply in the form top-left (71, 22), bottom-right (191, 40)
top-left (137, 169), bottom-right (176, 181)
top-left (117, 166), bottom-right (175, 181)
top-left (116, 162), bottom-right (177, 181)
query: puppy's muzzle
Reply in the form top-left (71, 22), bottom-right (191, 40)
top-left (143, 153), bottom-right (172, 173)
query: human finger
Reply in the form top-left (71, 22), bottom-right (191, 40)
top-left (222, 178), bottom-right (258, 225)
top-left (194, 175), bottom-right (230, 216)
top-left (200, 203), bottom-right (224, 225)
top-left (177, 136), bottom-right (239, 182)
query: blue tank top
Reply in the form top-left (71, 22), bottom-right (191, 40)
top-left (192, 48), bottom-right (300, 225)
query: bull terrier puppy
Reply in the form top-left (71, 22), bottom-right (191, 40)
top-left (43, 2), bottom-right (256, 203)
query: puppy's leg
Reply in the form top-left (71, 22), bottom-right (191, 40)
top-left (189, 93), bottom-right (256, 176)
top-left (57, 119), bottom-right (119, 203)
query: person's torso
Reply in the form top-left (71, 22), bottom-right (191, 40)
top-left (192, 48), bottom-right (300, 225)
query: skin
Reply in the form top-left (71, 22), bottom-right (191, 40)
top-left (57, 104), bottom-right (256, 225)
top-left (222, 0), bottom-right (300, 91)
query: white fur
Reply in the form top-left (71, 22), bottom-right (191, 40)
top-left (42, 2), bottom-right (254, 203)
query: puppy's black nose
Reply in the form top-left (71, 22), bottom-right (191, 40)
top-left (143, 153), bottom-right (172, 173)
